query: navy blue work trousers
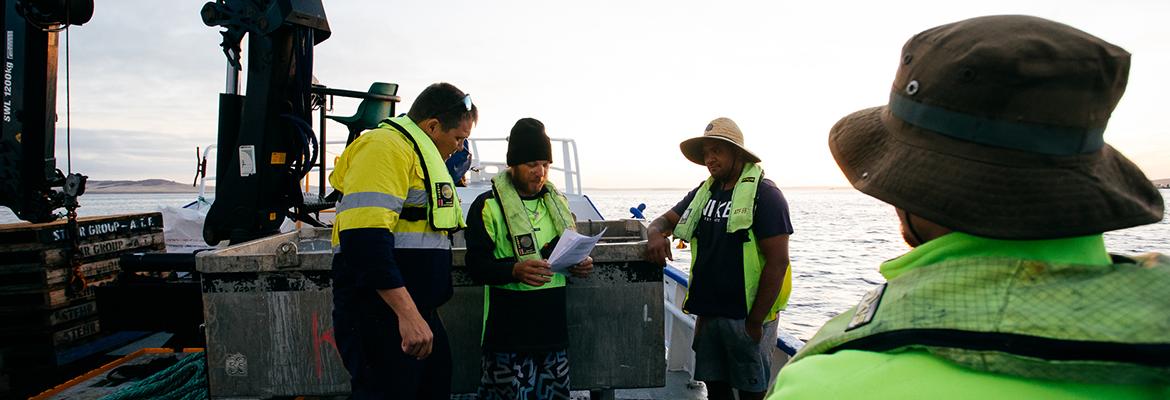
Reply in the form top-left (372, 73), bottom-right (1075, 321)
top-left (333, 294), bottom-right (452, 399)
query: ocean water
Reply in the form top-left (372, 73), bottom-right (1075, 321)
top-left (587, 188), bottom-right (1170, 339)
top-left (2, 189), bottom-right (1167, 339)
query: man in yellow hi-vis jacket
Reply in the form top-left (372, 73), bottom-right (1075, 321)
top-left (330, 82), bottom-right (477, 399)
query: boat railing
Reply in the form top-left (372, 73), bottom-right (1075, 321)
top-left (193, 136), bottom-right (592, 223)
top-left (197, 137), bottom-right (586, 199)
top-left (195, 145), bottom-right (217, 203)
top-left (465, 137), bottom-right (584, 196)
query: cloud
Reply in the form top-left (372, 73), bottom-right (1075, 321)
top-left (40, 0), bottom-right (1170, 188)
top-left (52, 128), bottom-right (204, 183)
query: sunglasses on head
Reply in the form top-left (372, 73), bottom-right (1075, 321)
top-left (449, 94), bottom-right (472, 112)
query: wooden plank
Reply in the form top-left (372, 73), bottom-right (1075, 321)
top-left (0, 250), bottom-right (50, 270)
top-left (44, 259), bottom-right (121, 287)
top-left (51, 319), bottom-right (102, 347)
top-left (0, 317), bottom-right (102, 348)
top-left (0, 232), bottom-right (164, 271)
top-left (0, 274), bottom-right (117, 310)
top-left (0, 213), bottom-right (163, 251)
top-left (0, 259), bottom-right (121, 294)
top-left (0, 301), bottom-right (99, 333)
top-left (42, 232), bottom-right (166, 266)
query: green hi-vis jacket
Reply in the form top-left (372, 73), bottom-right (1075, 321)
top-left (770, 233), bottom-right (1170, 399)
top-left (486, 172), bottom-right (576, 292)
top-left (673, 162), bottom-right (792, 323)
top-left (477, 173), bottom-right (576, 345)
top-left (330, 116), bottom-right (463, 250)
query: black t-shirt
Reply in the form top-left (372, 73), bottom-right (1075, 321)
top-left (670, 178), bottom-right (793, 319)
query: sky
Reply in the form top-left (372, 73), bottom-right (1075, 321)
top-left (48, 0), bottom-right (1170, 189)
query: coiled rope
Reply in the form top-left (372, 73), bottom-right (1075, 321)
top-left (101, 352), bottom-right (208, 400)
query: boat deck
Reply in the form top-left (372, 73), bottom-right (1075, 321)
top-left (451, 370), bottom-right (706, 399)
top-left (42, 353), bottom-right (708, 400)
top-left (608, 371), bottom-right (707, 399)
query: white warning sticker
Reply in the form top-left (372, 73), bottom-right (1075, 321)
top-left (239, 145), bottom-right (256, 176)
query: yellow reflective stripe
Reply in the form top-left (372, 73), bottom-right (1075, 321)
top-left (405, 189), bottom-right (428, 206)
top-left (336, 191), bottom-right (405, 214)
top-left (395, 231), bottom-right (452, 250)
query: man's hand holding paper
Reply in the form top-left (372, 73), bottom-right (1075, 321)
top-left (548, 228), bottom-right (606, 273)
top-left (568, 256), bottom-right (593, 278)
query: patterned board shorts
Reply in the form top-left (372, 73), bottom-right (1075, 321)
top-left (478, 350), bottom-right (571, 400)
top-left (692, 317), bottom-right (779, 393)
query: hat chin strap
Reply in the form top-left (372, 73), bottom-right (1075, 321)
top-left (899, 209), bottom-right (929, 247)
top-left (716, 152), bottom-right (745, 190)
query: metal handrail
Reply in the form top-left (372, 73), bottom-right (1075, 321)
top-left (197, 145), bottom-right (218, 201)
top-left (201, 136), bottom-right (588, 199)
top-left (663, 263), bottom-right (805, 356)
top-left (466, 137), bottom-right (583, 195)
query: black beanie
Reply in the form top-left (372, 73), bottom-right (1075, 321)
top-left (506, 118), bottom-right (552, 166)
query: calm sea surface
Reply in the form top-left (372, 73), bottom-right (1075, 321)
top-left (2, 189), bottom-right (1167, 339)
top-left (588, 188), bottom-right (1170, 339)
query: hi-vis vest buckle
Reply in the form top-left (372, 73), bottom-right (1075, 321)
top-left (847, 283), bottom-right (887, 331)
top-left (436, 182), bottom-right (455, 208)
top-left (515, 233), bottom-right (537, 256)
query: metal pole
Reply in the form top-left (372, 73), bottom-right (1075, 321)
top-left (562, 141), bottom-right (574, 194)
top-left (318, 102), bottom-right (327, 198)
top-left (225, 60), bottom-right (240, 95)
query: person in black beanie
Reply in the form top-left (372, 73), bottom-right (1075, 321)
top-left (505, 118), bottom-right (552, 166)
top-left (464, 118), bottom-right (593, 399)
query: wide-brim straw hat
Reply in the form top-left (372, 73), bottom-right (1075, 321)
top-left (681, 117), bottom-right (762, 165)
top-left (829, 15), bottom-right (1164, 239)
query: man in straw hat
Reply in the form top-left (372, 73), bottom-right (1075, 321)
top-left (768, 15), bottom-right (1168, 399)
top-left (465, 118), bottom-right (593, 399)
top-left (645, 117), bottom-right (794, 400)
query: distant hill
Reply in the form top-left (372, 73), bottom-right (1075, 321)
top-left (86, 179), bottom-right (200, 193)
top-left (1154, 178), bottom-right (1170, 189)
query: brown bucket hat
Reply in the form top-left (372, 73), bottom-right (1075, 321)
top-left (681, 117), bottom-right (762, 165)
top-left (829, 15), bottom-right (1164, 239)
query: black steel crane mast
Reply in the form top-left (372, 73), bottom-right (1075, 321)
top-left (0, 0), bottom-right (93, 223)
top-left (200, 0), bottom-right (330, 245)
top-left (2, 0), bottom-right (332, 247)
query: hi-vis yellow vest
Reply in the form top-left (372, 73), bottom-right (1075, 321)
top-left (382, 117), bottom-right (464, 231)
top-left (788, 253), bottom-right (1170, 385)
top-left (486, 172), bottom-right (576, 292)
top-left (330, 116), bottom-right (463, 250)
top-left (673, 163), bottom-right (792, 322)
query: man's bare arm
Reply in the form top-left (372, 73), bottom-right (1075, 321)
top-left (377, 287), bottom-right (433, 359)
top-left (745, 234), bottom-right (789, 342)
top-left (644, 210), bottom-right (681, 264)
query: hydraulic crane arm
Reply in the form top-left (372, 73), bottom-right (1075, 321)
top-left (0, 0), bottom-right (93, 223)
top-left (200, 0), bottom-right (330, 244)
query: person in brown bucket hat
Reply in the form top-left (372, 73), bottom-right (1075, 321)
top-left (646, 117), bottom-right (794, 400)
top-left (766, 15), bottom-right (1170, 399)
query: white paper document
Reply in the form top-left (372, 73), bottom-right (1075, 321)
top-left (548, 228), bottom-right (607, 273)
